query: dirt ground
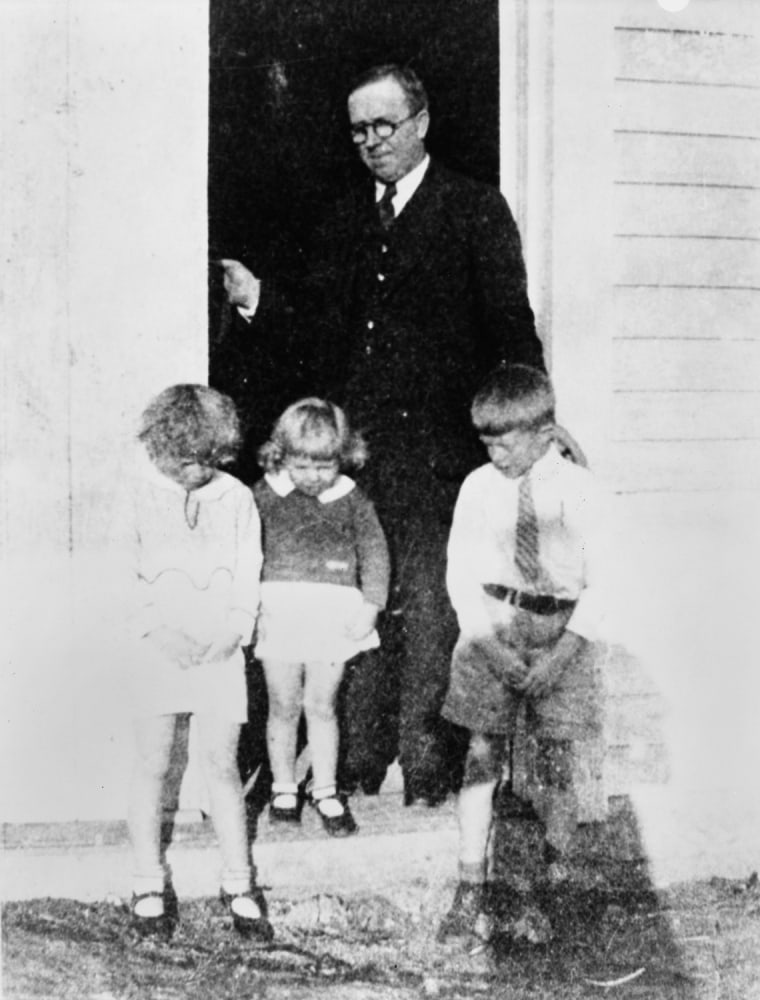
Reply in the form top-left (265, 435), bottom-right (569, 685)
top-left (3, 874), bottom-right (760, 1000)
top-left (4, 802), bottom-right (760, 1000)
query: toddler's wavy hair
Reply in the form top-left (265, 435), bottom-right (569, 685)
top-left (471, 365), bottom-right (555, 435)
top-left (138, 384), bottom-right (241, 467)
top-left (258, 397), bottom-right (367, 472)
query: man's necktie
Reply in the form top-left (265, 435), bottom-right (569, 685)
top-left (377, 182), bottom-right (397, 229)
top-left (514, 472), bottom-right (546, 590)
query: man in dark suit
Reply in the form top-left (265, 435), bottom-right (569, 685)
top-left (218, 64), bottom-right (546, 805)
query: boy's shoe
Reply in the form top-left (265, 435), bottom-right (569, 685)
top-left (220, 887), bottom-right (274, 942)
top-left (436, 881), bottom-right (489, 942)
top-left (310, 793), bottom-right (358, 837)
top-left (130, 890), bottom-right (175, 940)
top-left (269, 791), bottom-right (302, 825)
top-left (543, 841), bottom-right (570, 885)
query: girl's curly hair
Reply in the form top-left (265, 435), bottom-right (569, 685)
top-left (138, 384), bottom-right (241, 467)
top-left (258, 397), bottom-right (367, 472)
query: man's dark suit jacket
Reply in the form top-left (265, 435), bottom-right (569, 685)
top-left (220, 159), bottom-right (546, 802)
top-left (296, 159), bottom-right (545, 486)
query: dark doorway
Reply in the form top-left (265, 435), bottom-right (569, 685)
top-left (208, 2), bottom-right (501, 482)
top-left (209, 0), bottom-right (501, 271)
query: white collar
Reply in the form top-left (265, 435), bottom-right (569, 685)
top-left (516, 444), bottom-right (564, 486)
top-left (265, 470), bottom-right (356, 503)
top-left (138, 446), bottom-right (233, 499)
top-left (375, 154), bottom-right (430, 216)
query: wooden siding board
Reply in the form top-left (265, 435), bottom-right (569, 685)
top-left (617, 27), bottom-right (759, 87)
top-left (613, 339), bottom-right (760, 391)
top-left (616, 0), bottom-right (759, 36)
top-left (614, 234), bottom-right (760, 287)
top-left (615, 185), bottom-right (760, 239)
top-left (614, 286), bottom-right (760, 341)
top-left (614, 79), bottom-right (760, 137)
top-left (601, 440), bottom-right (760, 492)
top-left (611, 390), bottom-right (760, 440)
top-left (616, 132), bottom-right (760, 186)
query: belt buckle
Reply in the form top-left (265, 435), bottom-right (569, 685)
top-left (509, 589), bottom-right (523, 610)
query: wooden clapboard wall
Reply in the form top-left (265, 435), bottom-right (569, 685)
top-left (610, 1), bottom-right (760, 493)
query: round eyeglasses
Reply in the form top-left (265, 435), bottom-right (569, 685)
top-left (350, 111), bottom-right (418, 145)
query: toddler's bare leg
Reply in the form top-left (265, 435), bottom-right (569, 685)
top-left (261, 659), bottom-right (304, 787)
top-left (303, 660), bottom-right (345, 793)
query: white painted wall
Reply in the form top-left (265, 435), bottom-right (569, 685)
top-left (500, 0), bottom-right (760, 878)
top-left (1, 0), bottom-right (209, 822)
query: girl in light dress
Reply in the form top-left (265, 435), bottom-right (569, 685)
top-left (123, 384), bottom-right (271, 940)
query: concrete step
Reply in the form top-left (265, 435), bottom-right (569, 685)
top-left (1, 790), bottom-right (458, 904)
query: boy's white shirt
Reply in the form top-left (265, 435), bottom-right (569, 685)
top-left (446, 444), bottom-right (609, 643)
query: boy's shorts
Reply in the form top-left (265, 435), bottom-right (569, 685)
top-left (441, 606), bottom-right (602, 741)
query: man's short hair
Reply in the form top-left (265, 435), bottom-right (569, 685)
top-left (471, 365), bottom-right (555, 435)
top-left (348, 63), bottom-right (429, 115)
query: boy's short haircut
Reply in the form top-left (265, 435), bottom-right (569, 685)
top-left (471, 364), bottom-right (555, 435)
top-left (138, 384), bottom-right (241, 467)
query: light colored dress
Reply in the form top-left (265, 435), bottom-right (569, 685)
top-left (119, 450), bottom-right (261, 720)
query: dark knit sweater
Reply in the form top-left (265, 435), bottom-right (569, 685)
top-left (253, 478), bottom-right (390, 609)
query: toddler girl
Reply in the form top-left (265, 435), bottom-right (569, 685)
top-left (122, 384), bottom-right (271, 941)
top-left (254, 398), bottom-right (390, 836)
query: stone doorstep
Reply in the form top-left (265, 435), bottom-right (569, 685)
top-left (0, 808), bottom-right (459, 905)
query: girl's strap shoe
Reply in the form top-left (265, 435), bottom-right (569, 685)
top-left (269, 791), bottom-right (302, 825)
top-left (130, 890), bottom-right (175, 940)
top-left (311, 793), bottom-right (359, 837)
top-left (220, 887), bottom-right (274, 941)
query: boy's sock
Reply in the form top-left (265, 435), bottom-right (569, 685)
top-left (543, 839), bottom-right (570, 884)
top-left (459, 860), bottom-right (487, 886)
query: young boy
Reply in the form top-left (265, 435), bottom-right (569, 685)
top-left (438, 364), bottom-right (606, 942)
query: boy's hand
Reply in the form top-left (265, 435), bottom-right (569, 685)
top-left (146, 626), bottom-right (209, 668)
top-left (470, 633), bottom-right (530, 687)
top-left (203, 631), bottom-right (244, 663)
top-left (520, 630), bottom-right (584, 698)
top-left (345, 601), bottom-right (379, 641)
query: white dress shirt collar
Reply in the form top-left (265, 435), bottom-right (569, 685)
top-left (375, 154), bottom-right (430, 217)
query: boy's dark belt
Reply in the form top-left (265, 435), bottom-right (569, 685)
top-left (482, 583), bottom-right (576, 616)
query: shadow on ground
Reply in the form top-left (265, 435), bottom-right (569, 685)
top-left (4, 793), bottom-right (757, 1000)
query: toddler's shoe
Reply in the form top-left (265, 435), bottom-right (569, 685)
top-left (436, 881), bottom-right (491, 943)
top-left (311, 792), bottom-right (358, 837)
top-left (220, 886), bottom-right (274, 942)
top-left (269, 790), bottom-right (301, 825)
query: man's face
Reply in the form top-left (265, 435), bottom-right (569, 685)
top-left (347, 77), bottom-right (429, 184)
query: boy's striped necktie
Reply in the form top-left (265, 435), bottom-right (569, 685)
top-left (515, 472), bottom-right (548, 591)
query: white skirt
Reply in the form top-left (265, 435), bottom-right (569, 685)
top-left (254, 581), bottom-right (380, 664)
top-left (123, 640), bottom-right (248, 722)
